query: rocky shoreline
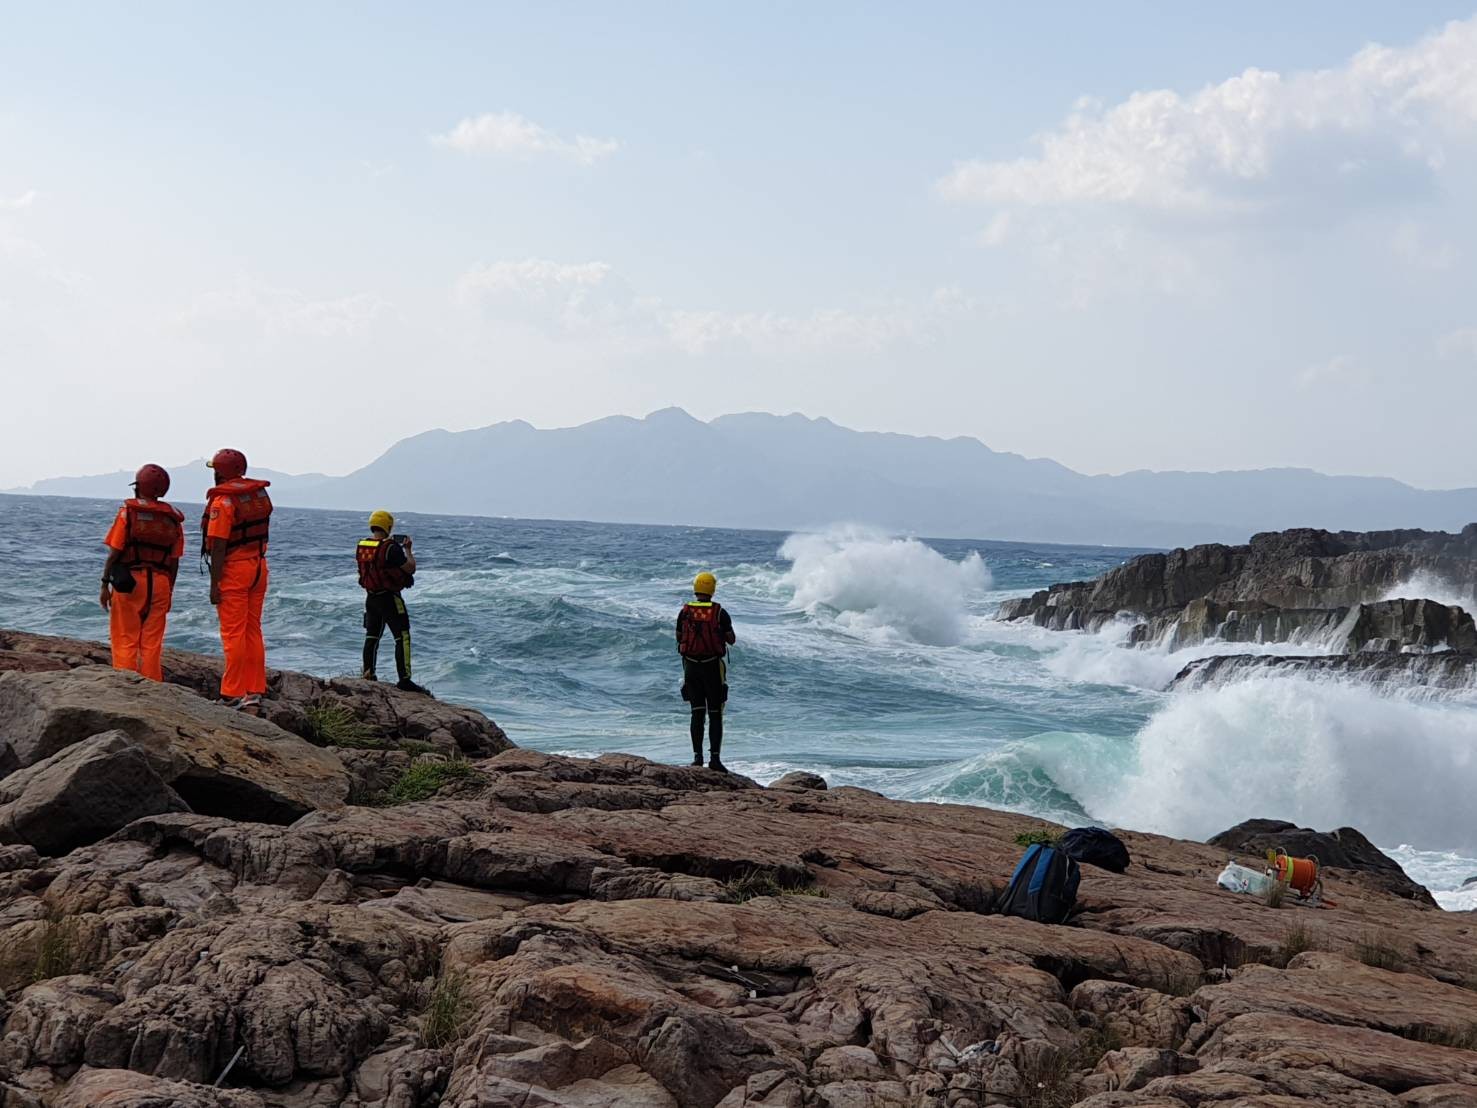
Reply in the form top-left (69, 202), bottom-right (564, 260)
top-left (1, 631), bottom-right (1475, 1106)
top-left (999, 526), bottom-right (1477, 694)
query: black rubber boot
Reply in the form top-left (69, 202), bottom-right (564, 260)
top-left (708, 736), bottom-right (727, 773)
top-left (396, 678), bottom-right (432, 696)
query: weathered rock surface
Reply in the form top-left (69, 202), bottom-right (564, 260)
top-left (0, 731), bottom-right (188, 856)
top-left (998, 525), bottom-right (1477, 658)
top-left (0, 667), bottom-right (349, 822)
top-left (0, 629), bottom-right (512, 760)
top-left (1208, 819), bottom-right (1437, 905)
top-left (0, 630), bottom-right (1473, 1106)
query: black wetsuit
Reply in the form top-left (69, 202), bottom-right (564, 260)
top-left (363, 540), bottom-right (412, 681)
top-left (677, 603), bottom-right (733, 763)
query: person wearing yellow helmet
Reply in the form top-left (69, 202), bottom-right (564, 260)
top-left (356, 509), bottom-right (428, 694)
top-left (676, 570), bottom-right (736, 771)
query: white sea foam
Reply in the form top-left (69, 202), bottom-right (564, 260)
top-left (1386, 844), bottom-right (1477, 910)
top-left (1038, 618), bottom-right (1331, 693)
top-left (779, 527), bottom-right (991, 646)
top-left (1058, 675), bottom-right (1477, 854)
top-left (1380, 571), bottom-right (1477, 612)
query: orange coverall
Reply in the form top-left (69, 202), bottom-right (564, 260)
top-left (206, 495), bottom-right (269, 699)
top-left (104, 507), bottom-right (184, 681)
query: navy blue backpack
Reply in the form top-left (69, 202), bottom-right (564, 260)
top-left (997, 844), bottom-right (1081, 924)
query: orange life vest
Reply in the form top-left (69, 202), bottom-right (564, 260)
top-left (121, 499), bottom-right (185, 581)
top-left (202, 478), bottom-right (272, 556)
top-left (356, 537), bottom-right (414, 593)
top-left (678, 601), bottom-right (728, 659)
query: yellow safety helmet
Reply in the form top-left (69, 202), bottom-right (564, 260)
top-left (368, 509), bottom-right (395, 533)
top-left (693, 571), bottom-right (717, 596)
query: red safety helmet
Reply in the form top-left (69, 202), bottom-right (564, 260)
top-left (132, 463), bottom-right (171, 499)
top-left (208, 448), bottom-right (248, 481)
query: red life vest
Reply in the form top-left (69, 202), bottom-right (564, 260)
top-left (202, 478), bottom-right (272, 556)
top-left (356, 537), bottom-right (414, 593)
top-left (678, 601), bottom-right (728, 659)
top-left (121, 499), bottom-right (185, 581)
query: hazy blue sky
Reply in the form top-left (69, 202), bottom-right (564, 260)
top-left (3, 3), bottom-right (1476, 488)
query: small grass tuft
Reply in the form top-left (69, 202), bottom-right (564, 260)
top-left (304, 701), bottom-right (382, 749)
top-left (33, 915), bottom-right (81, 982)
top-left (1072, 1025), bottom-right (1123, 1071)
top-left (1354, 930), bottom-right (1408, 972)
top-left (723, 869), bottom-right (829, 904)
top-left (1401, 1023), bottom-right (1477, 1051)
top-left (1151, 965), bottom-right (1204, 998)
top-left (1015, 1045), bottom-right (1080, 1108)
top-left (384, 759), bottom-right (478, 805)
top-left (1275, 921), bottom-right (1321, 968)
top-left (1014, 828), bottom-right (1064, 849)
top-left (399, 739), bottom-right (438, 757)
top-left (420, 969), bottom-right (473, 1049)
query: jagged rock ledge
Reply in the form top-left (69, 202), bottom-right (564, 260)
top-left (999, 525), bottom-right (1477, 657)
top-left (1, 630), bottom-right (1475, 1106)
top-left (1170, 650), bottom-right (1477, 695)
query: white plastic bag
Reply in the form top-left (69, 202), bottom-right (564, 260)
top-left (1216, 861), bottom-right (1273, 897)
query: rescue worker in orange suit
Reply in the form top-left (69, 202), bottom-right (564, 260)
top-left (98, 464), bottom-right (186, 681)
top-left (202, 448), bottom-right (272, 714)
top-left (676, 571), bottom-right (736, 771)
top-left (357, 509), bottom-right (430, 694)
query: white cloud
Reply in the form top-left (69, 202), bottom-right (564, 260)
top-left (181, 284), bottom-right (392, 339)
top-left (939, 16), bottom-right (1477, 219)
top-left (0, 190), bottom-right (37, 211)
top-left (456, 258), bottom-right (612, 301)
top-left (1296, 354), bottom-right (1369, 390)
top-left (1392, 219), bottom-right (1458, 270)
top-left (432, 112), bottom-right (618, 165)
top-left (1437, 328), bottom-right (1477, 360)
top-left (454, 258), bottom-right (981, 354)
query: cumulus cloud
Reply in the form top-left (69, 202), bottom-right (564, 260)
top-left (454, 258), bottom-right (980, 354)
top-left (432, 111), bottom-right (618, 165)
top-left (939, 16), bottom-right (1477, 220)
top-left (0, 190), bottom-right (37, 211)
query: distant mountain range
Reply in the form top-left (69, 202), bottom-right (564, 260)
top-left (12, 408), bottom-right (1477, 547)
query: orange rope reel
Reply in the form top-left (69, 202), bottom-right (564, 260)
top-left (1266, 849), bottom-right (1321, 899)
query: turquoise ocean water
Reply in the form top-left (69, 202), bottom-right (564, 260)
top-left (6, 493), bottom-right (1475, 908)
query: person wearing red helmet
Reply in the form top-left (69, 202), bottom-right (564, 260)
top-left (99, 464), bottom-right (186, 681)
top-left (202, 448), bottom-right (273, 714)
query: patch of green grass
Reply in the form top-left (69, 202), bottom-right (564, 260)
top-left (1354, 930), bottom-right (1408, 972)
top-left (33, 915), bottom-right (81, 982)
top-left (399, 739), bottom-right (437, 757)
top-left (384, 760), bottom-right (478, 805)
top-left (1014, 828), bottom-right (1064, 849)
top-left (723, 869), bottom-right (829, 904)
top-left (420, 970), bottom-right (473, 1049)
top-left (303, 701), bottom-right (382, 749)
